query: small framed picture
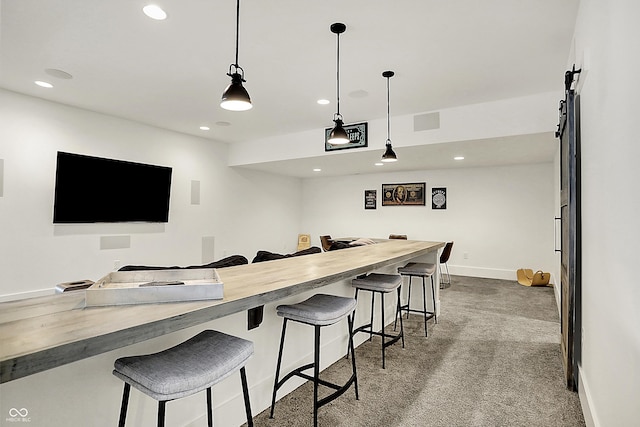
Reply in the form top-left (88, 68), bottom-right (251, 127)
top-left (364, 190), bottom-right (377, 209)
top-left (432, 187), bottom-right (447, 209)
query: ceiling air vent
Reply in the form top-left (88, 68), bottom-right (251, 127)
top-left (413, 112), bottom-right (440, 132)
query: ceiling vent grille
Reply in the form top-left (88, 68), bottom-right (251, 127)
top-left (413, 112), bottom-right (440, 132)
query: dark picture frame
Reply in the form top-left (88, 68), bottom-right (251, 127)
top-left (324, 122), bottom-right (368, 151)
top-left (382, 183), bottom-right (426, 206)
top-left (432, 187), bottom-right (447, 209)
top-left (364, 190), bottom-right (377, 209)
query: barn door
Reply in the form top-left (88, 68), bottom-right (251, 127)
top-left (556, 68), bottom-right (582, 390)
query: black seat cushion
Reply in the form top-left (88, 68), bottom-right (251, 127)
top-left (119, 254), bottom-right (249, 271)
top-left (252, 246), bottom-right (321, 263)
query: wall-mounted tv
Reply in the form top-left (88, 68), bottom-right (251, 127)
top-left (53, 152), bottom-right (172, 223)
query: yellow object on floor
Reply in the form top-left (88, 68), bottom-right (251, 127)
top-left (517, 268), bottom-right (553, 287)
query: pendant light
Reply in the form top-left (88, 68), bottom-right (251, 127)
top-left (381, 70), bottom-right (398, 162)
top-left (328, 23), bottom-right (350, 144)
top-left (220, 0), bottom-right (252, 111)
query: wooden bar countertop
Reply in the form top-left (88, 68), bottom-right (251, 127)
top-left (0, 239), bottom-right (444, 383)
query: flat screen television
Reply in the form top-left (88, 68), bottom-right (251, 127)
top-left (53, 151), bottom-right (172, 223)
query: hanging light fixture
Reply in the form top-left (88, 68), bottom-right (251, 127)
top-left (328, 23), bottom-right (350, 144)
top-left (220, 0), bottom-right (252, 111)
top-left (381, 70), bottom-right (398, 162)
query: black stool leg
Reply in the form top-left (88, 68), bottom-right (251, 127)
top-left (431, 275), bottom-right (438, 324)
top-left (313, 324), bottom-right (321, 427)
top-left (270, 318), bottom-right (288, 418)
top-left (347, 313), bottom-right (359, 400)
top-left (380, 291), bottom-right (386, 369)
top-left (396, 287), bottom-right (405, 348)
top-left (369, 292), bottom-right (375, 342)
top-left (157, 401), bottom-right (166, 427)
top-left (406, 277), bottom-right (413, 319)
top-left (394, 278), bottom-right (402, 330)
top-left (206, 387), bottom-right (213, 427)
top-left (422, 276), bottom-right (428, 337)
top-left (118, 383), bottom-right (130, 427)
top-left (240, 367), bottom-right (254, 427)
top-left (346, 289), bottom-right (359, 360)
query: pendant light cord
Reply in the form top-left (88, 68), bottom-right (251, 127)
top-left (234, 0), bottom-right (240, 67)
top-left (336, 31), bottom-right (341, 117)
top-left (386, 75), bottom-right (390, 141)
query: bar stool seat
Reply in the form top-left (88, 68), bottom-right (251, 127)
top-left (397, 262), bottom-right (438, 337)
top-left (276, 293), bottom-right (357, 325)
top-left (270, 293), bottom-right (358, 427)
top-left (351, 273), bottom-right (404, 368)
top-left (113, 329), bottom-right (254, 427)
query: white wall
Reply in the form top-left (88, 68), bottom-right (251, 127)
top-left (570, 1), bottom-right (640, 426)
top-left (0, 89), bottom-right (303, 299)
top-left (301, 163), bottom-right (556, 280)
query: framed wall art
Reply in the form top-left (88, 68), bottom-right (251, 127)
top-left (364, 189), bottom-right (377, 209)
top-left (382, 182), bottom-right (425, 206)
top-left (324, 122), bottom-right (368, 151)
top-left (432, 187), bottom-right (447, 209)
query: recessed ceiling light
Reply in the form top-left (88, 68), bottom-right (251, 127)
top-left (454, 156), bottom-right (465, 160)
top-left (34, 81), bottom-right (53, 88)
top-left (45, 68), bottom-right (73, 79)
top-left (215, 121), bottom-right (231, 127)
top-left (317, 99), bottom-right (330, 105)
top-left (143, 5), bottom-right (167, 20)
top-left (199, 126), bottom-right (210, 131)
top-left (348, 89), bottom-right (369, 98)
top-left (375, 163), bottom-right (384, 166)
top-left (313, 168), bottom-right (322, 172)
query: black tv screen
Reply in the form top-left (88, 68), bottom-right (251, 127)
top-left (53, 152), bottom-right (172, 223)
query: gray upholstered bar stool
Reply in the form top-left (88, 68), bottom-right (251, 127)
top-left (113, 329), bottom-right (254, 427)
top-left (270, 293), bottom-right (358, 427)
top-left (351, 273), bottom-right (404, 368)
top-left (396, 262), bottom-right (438, 337)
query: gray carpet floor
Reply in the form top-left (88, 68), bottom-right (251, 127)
top-left (249, 276), bottom-right (586, 426)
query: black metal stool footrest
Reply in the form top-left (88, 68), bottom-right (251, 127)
top-left (353, 323), bottom-right (403, 349)
top-left (399, 305), bottom-right (436, 320)
top-left (317, 373), bottom-right (357, 408)
top-left (274, 363), bottom-right (348, 394)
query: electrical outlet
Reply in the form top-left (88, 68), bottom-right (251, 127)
top-left (463, 252), bottom-right (469, 260)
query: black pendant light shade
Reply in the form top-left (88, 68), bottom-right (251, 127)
top-left (381, 70), bottom-right (398, 162)
top-left (329, 117), bottom-right (349, 144)
top-left (221, 66), bottom-right (251, 111)
top-left (328, 23), bottom-right (350, 144)
top-left (220, 0), bottom-right (252, 111)
top-left (382, 141), bottom-right (398, 162)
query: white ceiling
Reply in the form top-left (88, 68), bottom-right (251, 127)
top-left (0, 0), bottom-right (579, 177)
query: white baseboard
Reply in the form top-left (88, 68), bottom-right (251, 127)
top-left (0, 288), bottom-right (54, 302)
top-left (449, 265), bottom-right (515, 280)
top-left (579, 366), bottom-right (599, 427)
